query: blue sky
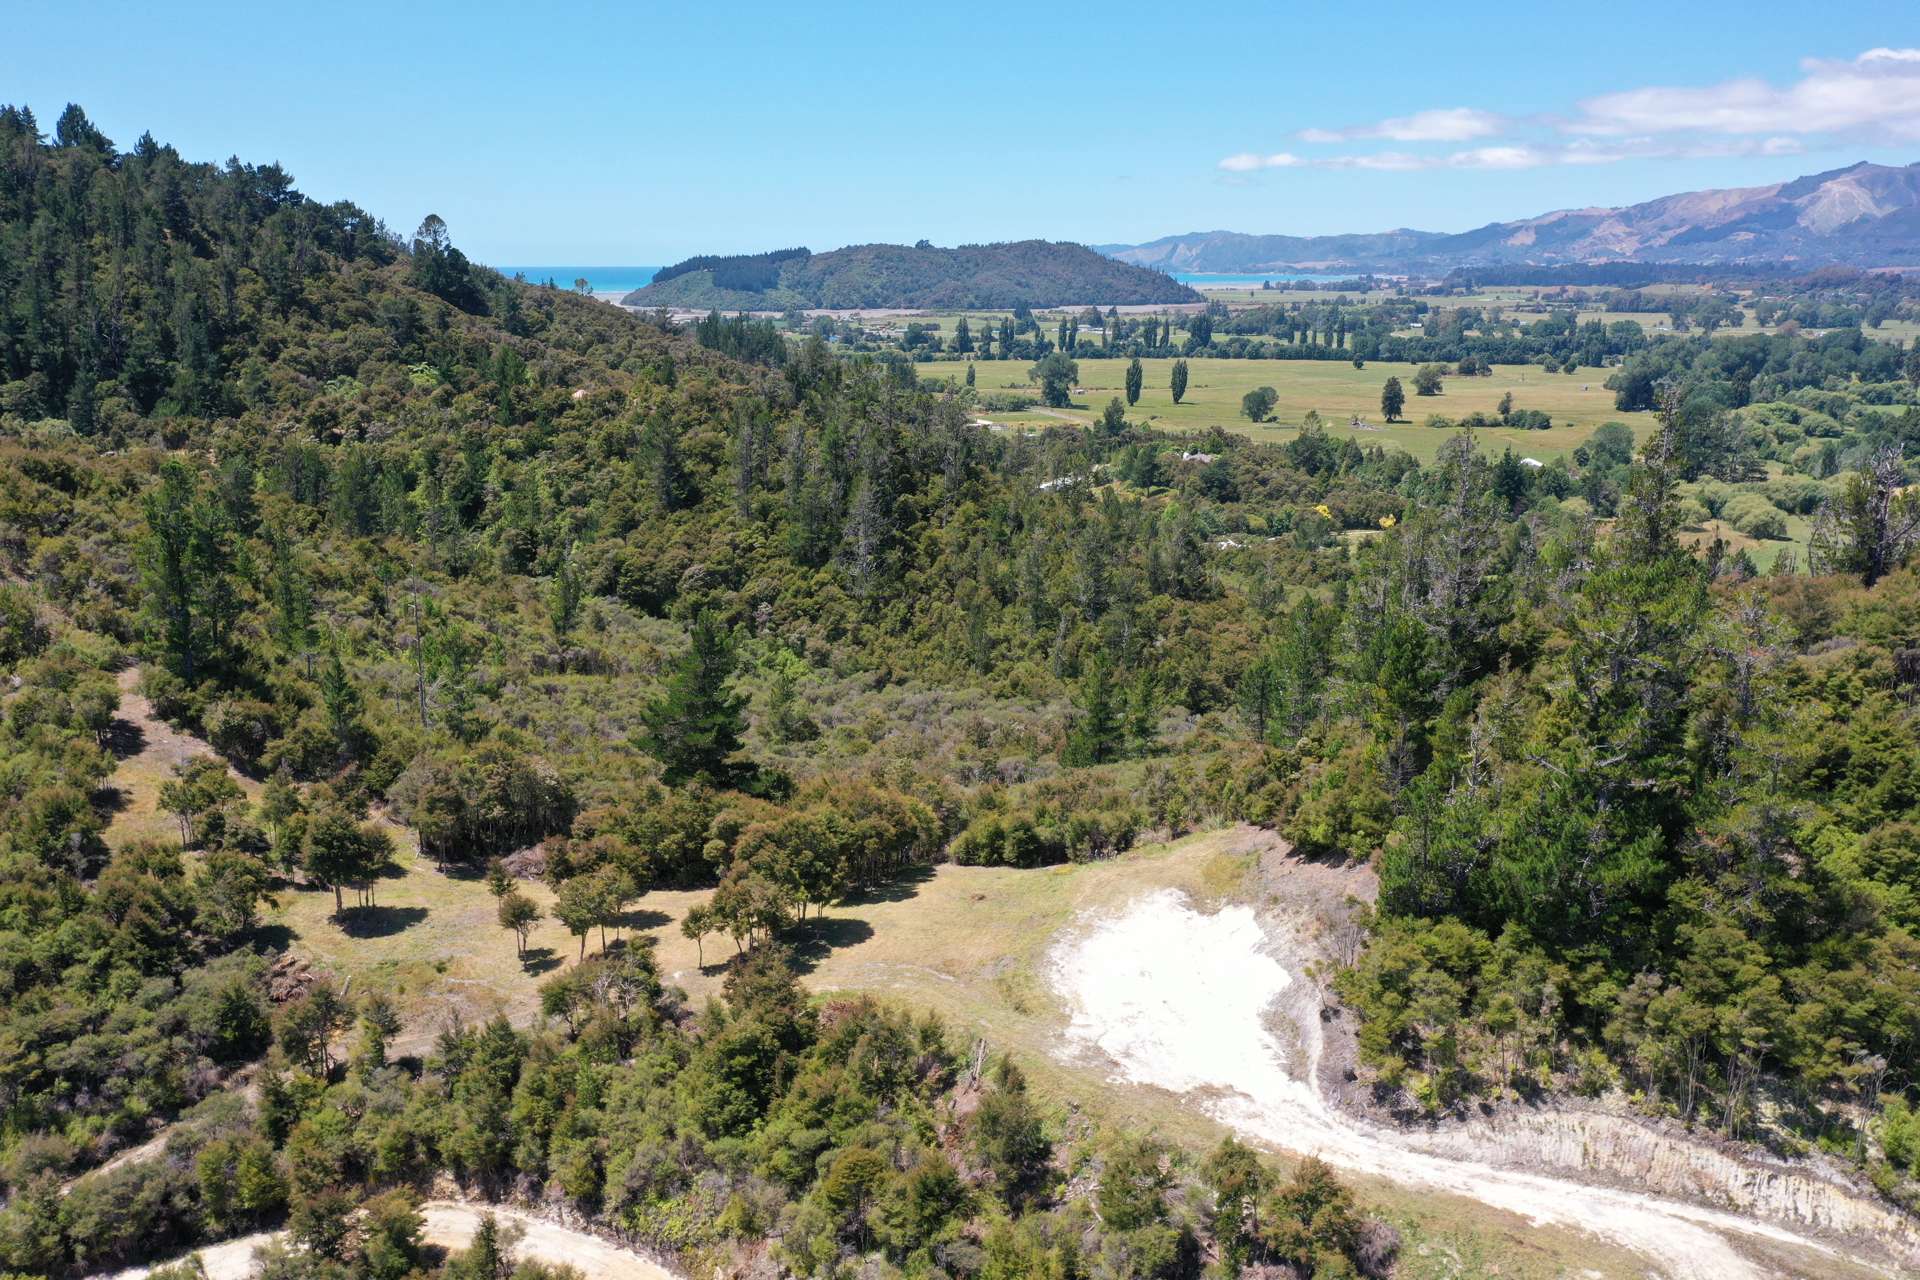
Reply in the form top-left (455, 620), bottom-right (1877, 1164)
top-left (6, 0), bottom-right (1920, 265)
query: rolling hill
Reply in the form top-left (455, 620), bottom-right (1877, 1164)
top-left (1101, 161), bottom-right (1920, 274)
top-left (620, 239), bottom-right (1201, 309)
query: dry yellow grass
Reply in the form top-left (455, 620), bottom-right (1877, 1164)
top-left (102, 668), bottom-right (261, 849)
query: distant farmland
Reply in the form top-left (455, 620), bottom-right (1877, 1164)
top-left (942, 356), bottom-right (1655, 463)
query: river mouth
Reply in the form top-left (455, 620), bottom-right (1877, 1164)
top-left (1047, 889), bottom-right (1882, 1280)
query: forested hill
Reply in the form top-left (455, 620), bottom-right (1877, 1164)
top-left (6, 101), bottom-right (1920, 1280)
top-left (620, 239), bottom-right (1202, 309)
top-left (0, 103), bottom-right (1407, 1280)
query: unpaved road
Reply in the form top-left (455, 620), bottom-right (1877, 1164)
top-left (96, 1202), bottom-right (678, 1280)
top-left (417, 1203), bottom-right (676, 1280)
top-left (1050, 888), bottom-right (1906, 1280)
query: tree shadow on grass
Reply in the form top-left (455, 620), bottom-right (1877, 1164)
top-left (785, 915), bottom-right (876, 976)
top-left (102, 716), bottom-right (146, 760)
top-left (91, 783), bottom-right (132, 822)
top-left (337, 905), bottom-right (429, 938)
top-left (842, 863), bottom-right (935, 905)
top-left (614, 906), bottom-right (672, 933)
top-left (519, 946), bottom-right (562, 977)
top-left (247, 922), bottom-right (296, 952)
top-left (431, 858), bottom-right (487, 881)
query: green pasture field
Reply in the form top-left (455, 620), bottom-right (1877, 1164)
top-left (949, 356), bottom-right (1654, 463)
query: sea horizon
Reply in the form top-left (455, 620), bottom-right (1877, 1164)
top-left (498, 265), bottom-right (662, 295)
top-left (499, 265), bottom-right (1382, 297)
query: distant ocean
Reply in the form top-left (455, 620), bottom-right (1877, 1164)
top-left (1170, 271), bottom-right (1384, 286)
top-left (494, 266), bottom-right (1374, 298)
top-left (499, 266), bottom-right (660, 295)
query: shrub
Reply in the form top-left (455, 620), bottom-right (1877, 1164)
top-left (1882, 1097), bottom-right (1920, 1174)
top-left (1723, 493), bottom-right (1790, 539)
top-left (204, 698), bottom-right (281, 771)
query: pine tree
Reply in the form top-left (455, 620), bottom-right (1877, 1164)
top-left (1380, 376), bottom-right (1405, 422)
top-left (140, 459), bottom-right (238, 682)
top-left (319, 640), bottom-right (364, 758)
top-left (640, 611), bottom-right (749, 786)
top-left (1809, 444), bottom-right (1920, 587)
top-left (1062, 653), bottom-right (1122, 766)
top-left (547, 545), bottom-right (584, 643)
top-left (1238, 648), bottom-right (1282, 743)
top-left (1125, 667), bottom-right (1158, 756)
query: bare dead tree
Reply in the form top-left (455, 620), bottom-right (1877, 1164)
top-left (1808, 444), bottom-right (1920, 587)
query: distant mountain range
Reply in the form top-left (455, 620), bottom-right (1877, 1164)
top-left (1100, 162), bottom-right (1920, 275)
top-left (622, 240), bottom-right (1201, 310)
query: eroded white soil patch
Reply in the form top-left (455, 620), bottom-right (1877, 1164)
top-left (1051, 889), bottom-right (1878, 1280)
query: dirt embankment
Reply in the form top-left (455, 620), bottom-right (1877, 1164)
top-left (1048, 837), bottom-right (1920, 1280)
top-left (1268, 848), bottom-right (1920, 1269)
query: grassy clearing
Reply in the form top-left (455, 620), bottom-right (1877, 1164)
top-left (1677, 514), bottom-right (1811, 575)
top-left (102, 668), bottom-right (261, 849)
top-left (960, 356), bottom-right (1653, 463)
top-left (267, 834), bottom-right (711, 1050)
top-left (260, 810), bottom-right (1850, 1277)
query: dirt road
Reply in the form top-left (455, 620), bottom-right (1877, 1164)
top-left (97, 1201), bottom-right (678, 1280)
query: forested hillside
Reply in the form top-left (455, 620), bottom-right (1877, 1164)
top-left (0, 104), bottom-right (1398, 1280)
top-left (3, 101), bottom-right (1920, 1280)
top-left (620, 241), bottom-right (1200, 310)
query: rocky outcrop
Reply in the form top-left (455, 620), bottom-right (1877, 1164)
top-left (1403, 1108), bottom-right (1920, 1265)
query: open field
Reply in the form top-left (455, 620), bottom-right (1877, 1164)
top-left (959, 356), bottom-right (1654, 462)
top-left (265, 837), bottom-right (716, 1051)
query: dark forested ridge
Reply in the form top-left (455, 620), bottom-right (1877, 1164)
top-left (3, 101), bottom-right (1920, 1280)
top-left (621, 240), bottom-right (1201, 310)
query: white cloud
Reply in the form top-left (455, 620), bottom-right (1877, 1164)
top-left (1569, 48), bottom-right (1920, 140)
top-left (1217, 49), bottom-right (1912, 179)
top-left (1213, 135), bottom-right (1819, 174)
top-left (1447, 146), bottom-right (1547, 170)
top-left (1306, 144), bottom-right (1627, 172)
top-left (1377, 108), bottom-right (1508, 142)
top-left (1218, 152), bottom-right (1302, 172)
top-left (1297, 106), bottom-right (1505, 144)
top-left (1319, 151), bottom-right (1429, 171)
